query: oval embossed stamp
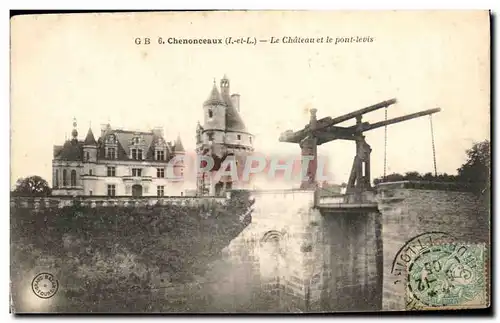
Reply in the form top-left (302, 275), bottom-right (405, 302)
top-left (31, 273), bottom-right (59, 299)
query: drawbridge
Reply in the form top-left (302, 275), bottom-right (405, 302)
top-left (278, 98), bottom-right (441, 212)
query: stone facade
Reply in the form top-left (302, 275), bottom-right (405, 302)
top-left (218, 189), bottom-right (383, 312)
top-left (52, 121), bottom-right (186, 197)
top-left (377, 182), bottom-right (490, 311)
top-left (196, 76), bottom-right (255, 196)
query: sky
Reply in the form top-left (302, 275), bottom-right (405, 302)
top-left (10, 11), bottom-right (490, 188)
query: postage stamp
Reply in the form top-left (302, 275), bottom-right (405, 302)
top-left (405, 243), bottom-right (488, 310)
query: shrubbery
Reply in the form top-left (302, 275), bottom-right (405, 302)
top-left (11, 194), bottom-right (254, 312)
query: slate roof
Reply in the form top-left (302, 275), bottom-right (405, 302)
top-left (114, 130), bottom-right (154, 157)
top-left (173, 135), bottom-right (185, 153)
top-left (204, 78), bottom-right (248, 133)
top-left (204, 83), bottom-right (225, 106)
top-left (54, 140), bottom-right (83, 161)
top-left (83, 128), bottom-right (97, 145)
top-left (54, 126), bottom-right (179, 162)
top-left (224, 97), bottom-right (247, 133)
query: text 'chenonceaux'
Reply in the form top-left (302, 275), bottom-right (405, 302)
top-left (135, 36), bottom-right (375, 46)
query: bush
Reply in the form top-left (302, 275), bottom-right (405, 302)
top-left (10, 195), bottom-right (254, 312)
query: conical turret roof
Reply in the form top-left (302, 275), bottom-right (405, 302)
top-left (225, 99), bottom-right (247, 132)
top-left (173, 134), bottom-right (185, 153)
top-left (204, 82), bottom-right (225, 106)
top-left (83, 128), bottom-right (97, 145)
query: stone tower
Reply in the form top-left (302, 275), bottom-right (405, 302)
top-left (196, 75), bottom-right (254, 196)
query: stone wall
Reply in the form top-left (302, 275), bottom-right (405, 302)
top-left (377, 182), bottom-right (490, 311)
top-left (12, 183), bottom-right (488, 312)
top-left (318, 211), bottom-right (382, 312)
top-left (218, 189), bottom-right (382, 312)
top-left (10, 196), bottom-right (227, 209)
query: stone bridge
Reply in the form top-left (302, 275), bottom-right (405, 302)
top-left (216, 182), bottom-right (489, 312)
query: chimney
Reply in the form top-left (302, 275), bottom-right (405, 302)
top-left (152, 127), bottom-right (164, 138)
top-left (231, 94), bottom-right (240, 112)
top-left (101, 123), bottom-right (111, 138)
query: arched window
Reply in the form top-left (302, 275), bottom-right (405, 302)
top-left (62, 169), bottom-right (68, 186)
top-left (55, 170), bottom-right (59, 188)
top-left (71, 170), bottom-right (77, 186)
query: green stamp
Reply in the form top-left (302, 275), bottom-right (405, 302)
top-left (406, 243), bottom-right (486, 308)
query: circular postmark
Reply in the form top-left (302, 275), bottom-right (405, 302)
top-left (31, 273), bottom-right (59, 299)
top-left (391, 232), bottom-right (457, 277)
top-left (407, 243), bottom-right (485, 308)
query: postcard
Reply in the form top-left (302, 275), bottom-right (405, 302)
top-left (10, 10), bottom-right (490, 313)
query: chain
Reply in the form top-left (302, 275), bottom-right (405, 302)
top-left (429, 114), bottom-right (437, 177)
top-left (383, 107), bottom-right (388, 180)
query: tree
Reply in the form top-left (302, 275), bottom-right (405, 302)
top-left (404, 171), bottom-right (421, 181)
top-left (13, 175), bottom-right (51, 197)
top-left (457, 140), bottom-right (490, 193)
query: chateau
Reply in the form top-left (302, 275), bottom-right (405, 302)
top-left (52, 121), bottom-right (186, 197)
top-left (196, 75), bottom-right (254, 196)
top-left (51, 75), bottom-right (253, 198)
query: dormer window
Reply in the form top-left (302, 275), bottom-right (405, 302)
top-left (106, 147), bottom-right (116, 159)
top-left (105, 134), bottom-right (118, 159)
top-left (156, 150), bottom-right (165, 161)
top-left (129, 134), bottom-right (145, 160)
top-left (106, 134), bottom-right (116, 144)
top-left (131, 148), bottom-right (143, 160)
top-left (154, 137), bottom-right (167, 161)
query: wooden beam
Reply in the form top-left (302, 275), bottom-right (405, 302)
top-left (279, 98), bottom-right (397, 143)
top-left (313, 98), bottom-right (397, 132)
top-left (355, 108), bottom-right (441, 133)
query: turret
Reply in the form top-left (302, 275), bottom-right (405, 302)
top-left (172, 134), bottom-right (186, 181)
top-left (173, 134), bottom-right (185, 155)
top-left (83, 127), bottom-right (98, 162)
top-left (203, 80), bottom-right (226, 132)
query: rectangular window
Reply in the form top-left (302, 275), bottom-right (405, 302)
top-left (89, 169), bottom-right (93, 176)
top-left (107, 166), bottom-right (116, 177)
top-left (132, 168), bottom-right (142, 177)
top-left (131, 149), bottom-right (143, 160)
top-left (157, 186), bottom-right (164, 197)
top-left (237, 134), bottom-right (241, 140)
top-left (107, 185), bottom-right (116, 196)
top-left (107, 148), bottom-right (116, 159)
top-left (156, 150), bottom-right (165, 161)
top-left (157, 168), bottom-right (165, 178)
top-left (89, 190), bottom-right (93, 196)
